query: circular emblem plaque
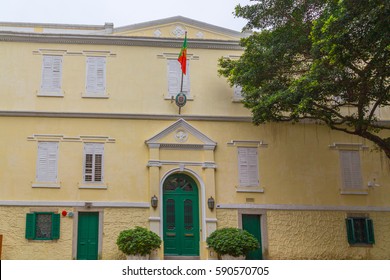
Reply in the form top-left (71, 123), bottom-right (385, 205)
top-left (175, 92), bottom-right (187, 107)
top-left (175, 129), bottom-right (188, 143)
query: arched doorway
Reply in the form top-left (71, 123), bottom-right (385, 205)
top-left (163, 173), bottom-right (200, 257)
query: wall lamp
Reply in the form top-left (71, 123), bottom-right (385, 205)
top-left (208, 196), bottom-right (215, 210)
top-left (151, 195), bottom-right (158, 209)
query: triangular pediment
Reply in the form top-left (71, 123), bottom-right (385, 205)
top-left (145, 118), bottom-right (216, 150)
top-left (113, 16), bottom-right (244, 40)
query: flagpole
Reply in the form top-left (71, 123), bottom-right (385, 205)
top-left (180, 70), bottom-right (184, 93)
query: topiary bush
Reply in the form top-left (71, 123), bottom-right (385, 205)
top-left (116, 226), bottom-right (162, 256)
top-left (206, 227), bottom-right (260, 257)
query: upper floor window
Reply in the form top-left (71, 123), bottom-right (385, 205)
top-left (40, 55), bottom-right (63, 96)
top-left (233, 85), bottom-right (243, 101)
top-left (167, 59), bottom-right (190, 98)
top-left (83, 143), bottom-right (104, 183)
top-left (339, 150), bottom-right (363, 192)
top-left (238, 147), bottom-right (259, 188)
top-left (85, 56), bottom-right (107, 97)
top-left (36, 141), bottom-right (58, 183)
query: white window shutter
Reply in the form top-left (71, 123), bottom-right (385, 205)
top-left (167, 59), bottom-right (190, 97)
top-left (41, 55), bottom-right (62, 93)
top-left (36, 142), bottom-right (58, 182)
top-left (339, 150), bottom-right (363, 189)
top-left (86, 56), bottom-right (106, 94)
top-left (238, 147), bottom-right (259, 187)
top-left (83, 143), bottom-right (104, 183)
top-left (233, 85), bottom-right (243, 100)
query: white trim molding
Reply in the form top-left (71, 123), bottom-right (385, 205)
top-left (228, 140), bottom-right (268, 148)
top-left (216, 203), bottom-right (390, 212)
top-left (329, 143), bottom-right (369, 150)
top-left (0, 200), bottom-right (149, 208)
top-left (27, 134), bottom-right (116, 143)
top-left (147, 160), bottom-right (217, 169)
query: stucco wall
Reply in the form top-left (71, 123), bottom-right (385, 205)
top-left (102, 207), bottom-right (149, 260)
top-left (266, 210), bottom-right (390, 259)
top-left (214, 209), bottom-right (390, 260)
top-left (0, 206), bottom-right (150, 260)
top-left (216, 209), bottom-right (238, 228)
top-left (0, 206), bottom-right (73, 260)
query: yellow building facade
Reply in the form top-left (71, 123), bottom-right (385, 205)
top-left (0, 16), bottom-right (389, 260)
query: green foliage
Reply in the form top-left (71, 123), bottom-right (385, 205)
top-left (221, 0), bottom-right (390, 157)
top-left (116, 226), bottom-right (162, 256)
top-left (206, 227), bottom-right (260, 257)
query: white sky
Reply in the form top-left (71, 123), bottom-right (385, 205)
top-left (0, 0), bottom-right (252, 31)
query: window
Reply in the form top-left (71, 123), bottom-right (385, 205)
top-left (25, 212), bottom-right (60, 240)
top-left (41, 55), bottom-right (63, 95)
top-left (85, 56), bottom-right (106, 96)
top-left (238, 147), bottom-right (259, 187)
top-left (83, 143), bottom-right (104, 183)
top-left (233, 85), bottom-right (243, 101)
top-left (36, 142), bottom-right (58, 183)
top-left (167, 59), bottom-right (190, 98)
top-left (339, 150), bottom-right (363, 190)
top-left (345, 217), bottom-right (375, 245)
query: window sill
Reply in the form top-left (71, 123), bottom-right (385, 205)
top-left (79, 183), bottom-right (108, 189)
top-left (340, 190), bottom-right (368, 195)
top-left (348, 243), bottom-right (374, 248)
top-left (32, 182), bottom-right (61, 188)
top-left (82, 93), bottom-right (109, 99)
top-left (236, 187), bottom-right (264, 193)
top-left (27, 239), bottom-right (58, 242)
top-left (37, 93), bottom-right (64, 97)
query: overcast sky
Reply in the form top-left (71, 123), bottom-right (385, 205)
top-left (0, 0), bottom-right (252, 31)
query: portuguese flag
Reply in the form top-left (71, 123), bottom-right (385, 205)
top-left (178, 32), bottom-right (188, 75)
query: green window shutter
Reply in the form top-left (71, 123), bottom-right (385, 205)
top-left (25, 213), bottom-right (36, 239)
top-left (345, 218), bottom-right (356, 244)
top-left (365, 218), bottom-right (375, 244)
top-left (51, 213), bottom-right (61, 240)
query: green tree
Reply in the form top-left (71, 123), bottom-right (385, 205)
top-left (221, 0), bottom-right (390, 157)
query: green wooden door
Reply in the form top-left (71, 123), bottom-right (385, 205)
top-left (77, 212), bottom-right (99, 260)
top-left (242, 214), bottom-right (262, 260)
top-left (163, 174), bottom-right (199, 256)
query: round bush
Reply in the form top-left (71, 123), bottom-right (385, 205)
top-left (206, 227), bottom-right (260, 257)
top-left (116, 226), bottom-right (162, 256)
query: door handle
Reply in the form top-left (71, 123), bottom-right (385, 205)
top-left (166, 233), bottom-right (176, 237)
top-left (185, 234), bottom-right (194, 237)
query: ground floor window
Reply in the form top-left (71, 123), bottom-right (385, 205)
top-left (345, 217), bottom-right (375, 245)
top-left (25, 212), bottom-right (60, 240)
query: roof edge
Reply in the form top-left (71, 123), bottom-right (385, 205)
top-left (114, 16), bottom-right (245, 37)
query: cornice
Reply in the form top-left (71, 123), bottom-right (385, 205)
top-left (2, 111), bottom-right (390, 126)
top-left (0, 110), bottom-right (252, 122)
top-left (0, 31), bottom-right (243, 50)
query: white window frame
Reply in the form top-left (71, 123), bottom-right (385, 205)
top-left (40, 55), bottom-right (63, 96)
top-left (82, 143), bottom-right (105, 186)
top-left (84, 56), bottom-right (107, 98)
top-left (34, 141), bottom-right (59, 188)
top-left (237, 147), bottom-right (260, 188)
top-left (167, 59), bottom-right (190, 98)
